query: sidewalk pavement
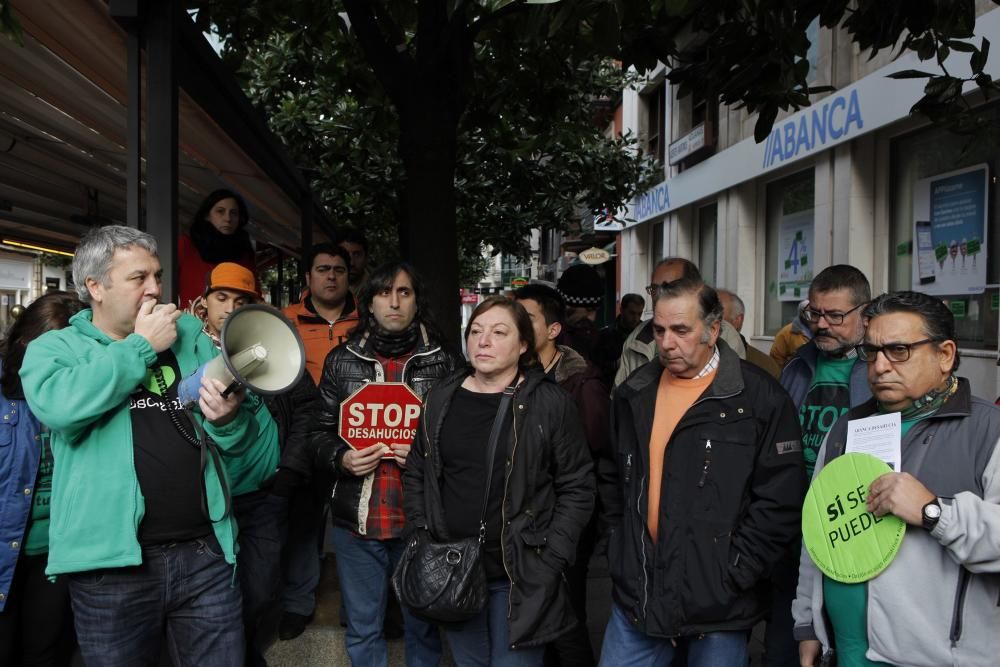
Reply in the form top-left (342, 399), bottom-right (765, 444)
top-left (266, 545), bottom-right (767, 665)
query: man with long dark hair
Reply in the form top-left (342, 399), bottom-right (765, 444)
top-left (313, 261), bottom-right (461, 665)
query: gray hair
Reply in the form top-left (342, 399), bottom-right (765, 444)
top-left (656, 277), bottom-right (723, 343)
top-left (717, 289), bottom-right (745, 319)
top-left (72, 226), bottom-right (158, 304)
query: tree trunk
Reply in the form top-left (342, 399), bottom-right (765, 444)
top-left (340, 0), bottom-right (468, 351)
top-left (397, 84), bottom-right (462, 350)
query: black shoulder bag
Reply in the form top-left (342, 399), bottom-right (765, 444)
top-left (392, 383), bottom-right (515, 624)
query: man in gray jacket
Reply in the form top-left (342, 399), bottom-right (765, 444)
top-left (793, 290), bottom-right (1000, 667)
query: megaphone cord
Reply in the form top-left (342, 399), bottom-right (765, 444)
top-left (153, 366), bottom-right (233, 523)
top-left (154, 366), bottom-right (203, 448)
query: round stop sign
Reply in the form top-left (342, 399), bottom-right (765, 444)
top-left (339, 382), bottom-right (424, 456)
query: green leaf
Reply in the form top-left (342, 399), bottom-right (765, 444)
top-left (946, 39), bottom-right (976, 53)
top-left (887, 69), bottom-right (935, 79)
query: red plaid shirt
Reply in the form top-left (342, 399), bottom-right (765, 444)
top-left (362, 353), bottom-right (412, 540)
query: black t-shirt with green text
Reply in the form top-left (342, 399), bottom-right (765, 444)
top-left (130, 350), bottom-right (211, 545)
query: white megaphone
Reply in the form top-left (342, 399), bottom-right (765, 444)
top-left (177, 304), bottom-right (306, 406)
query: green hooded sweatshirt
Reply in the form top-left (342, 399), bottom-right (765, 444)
top-left (20, 310), bottom-right (274, 576)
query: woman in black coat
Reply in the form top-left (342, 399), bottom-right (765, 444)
top-left (403, 296), bottom-right (595, 666)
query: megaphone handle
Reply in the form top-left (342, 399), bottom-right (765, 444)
top-left (220, 379), bottom-right (242, 399)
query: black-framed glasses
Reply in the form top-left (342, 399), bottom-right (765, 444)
top-left (802, 302), bottom-right (866, 325)
top-left (646, 280), bottom-right (682, 298)
top-left (855, 339), bottom-right (940, 363)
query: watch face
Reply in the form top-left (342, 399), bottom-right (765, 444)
top-left (925, 503), bottom-right (942, 520)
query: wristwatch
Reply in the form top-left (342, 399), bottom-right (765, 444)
top-left (921, 497), bottom-right (942, 531)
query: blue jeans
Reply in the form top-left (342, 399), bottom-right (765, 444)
top-left (235, 491), bottom-right (289, 665)
top-left (443, 580), bottom-right (545, 667)
top-left (598, 603), bottom-right (748, 667)
top-left (330, 526), bottom-right (441, 667)
top-left (68, 536), bottom-right (243, 667)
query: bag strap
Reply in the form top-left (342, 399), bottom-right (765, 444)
top-left (477, 382), bottom-right (516, 542)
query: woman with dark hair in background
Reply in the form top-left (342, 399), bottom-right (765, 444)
top-left (0, 291), bottom-right (84, 666)
top-left (403, 297), bottom-right (595, 666)
top-left (178, 188), bottom-right (257, 309)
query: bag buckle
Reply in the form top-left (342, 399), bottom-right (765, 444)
top-left (445, 549), bottom-right (462, 565)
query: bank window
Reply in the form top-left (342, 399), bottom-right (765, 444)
top-left (764, 169), bottom-right (815, 335)
top-left (642, 85), bottom-right (666, 165)
top-left (889, 109), bottom-right (999, 350)
top-left (697, 202), bottom-right (718, 285)
top-left (652, 220), bottom-right (666, 264)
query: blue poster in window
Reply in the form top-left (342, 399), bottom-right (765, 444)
top-left (911, 164), bottom-right (989, 295)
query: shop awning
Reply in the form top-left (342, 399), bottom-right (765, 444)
top-left (0, 0), bottom-right (331, 256)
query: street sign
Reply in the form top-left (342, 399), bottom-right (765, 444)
top-left (579, 247), bottom-right (611, 265)
top-left (339, 382), bottom-right (423, 458)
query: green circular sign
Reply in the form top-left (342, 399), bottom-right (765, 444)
top-left (802, 452), bottom-right (906, 583)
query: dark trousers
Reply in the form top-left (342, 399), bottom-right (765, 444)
top-left (234, 491), bottom-right (289, 666)
top-left (545, 509), bottom-right (598, 667)
top-left (0, 552), bottom-right (73, 666)
top-left (68, 536), bottom-right (244, 667)
top-left (764, 539), bottom-right (801, 667)
top-left (281, 481), bottom-right (326, 616)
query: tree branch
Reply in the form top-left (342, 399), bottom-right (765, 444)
top-left (342, 0), bottom-right (407, 106)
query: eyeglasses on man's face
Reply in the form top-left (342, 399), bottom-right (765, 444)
top-left (645, 280), bottom-right (683, 297)
top-left (855, 338), bottom-right (940, 363)
top-left (802, 301), bottom-right (866, 326)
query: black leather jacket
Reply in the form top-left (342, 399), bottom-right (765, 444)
top-left (314, 324), bottom-right (461, 531)
top-left (600, 341), bottom-right (806, 638)
top-left (403, 368), bottom-right (596, 649)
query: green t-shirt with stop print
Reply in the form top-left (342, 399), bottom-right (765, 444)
top-left (798, 355), bottom-right (856, 477)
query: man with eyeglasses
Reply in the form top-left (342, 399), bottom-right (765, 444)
top-left (780, 265), bottom-right (873, 475)
top-left (279, 243), bottom-right (359, 640)
top-left (793, 290), bottom-right (1000, 667)
top-left (771, 264), bottom-right (873, 667)
top-left (614, 258), bottom-right (745, 388)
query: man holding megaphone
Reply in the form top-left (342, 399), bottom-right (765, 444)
top-left (20, 226), bottom-right (266, 666)
top-left (189, 262), bottom-right (316, 666)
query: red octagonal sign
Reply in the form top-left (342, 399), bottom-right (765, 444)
top-left (339, 382), bottom-right (423, 457)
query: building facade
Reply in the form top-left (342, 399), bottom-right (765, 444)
top-left (620, 3), bottom-right (1000, 399)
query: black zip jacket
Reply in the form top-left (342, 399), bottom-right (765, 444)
top-left (261, 372), bottom-right (320, 494)
top-left (313, 325), bottom-right (461, 531)
top-left (599, 340), bottom-right (805, 637)
top-left (403, 368), bottom-right (596, 649)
